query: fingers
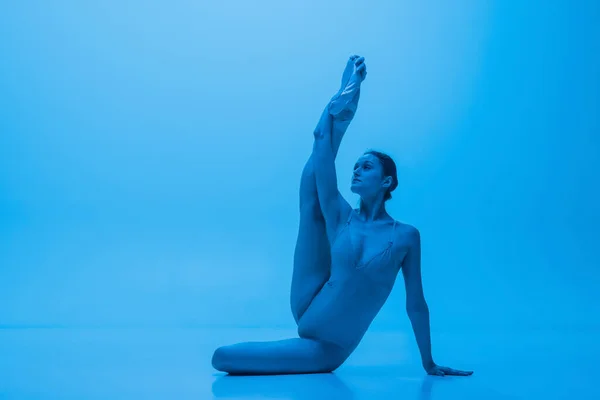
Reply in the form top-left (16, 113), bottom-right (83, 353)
top-left (443, 367), bottom-right (474, 376)
top-left (428, 365), bottom-right (474, 377)
top-left (357, 63), bottom-right (367, 80)
top-left (355, 58), bottom-right (366, 71)
top-left (348, 55), bottom-right (367, 81)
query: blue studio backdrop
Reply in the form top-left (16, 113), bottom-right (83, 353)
top-left (1, 1), bottom-right (598, 334)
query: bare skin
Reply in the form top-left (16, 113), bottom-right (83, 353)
top-left (290, 55), bottom-right (363, 324)
top-left (211, 56), bottom-right (473, 377)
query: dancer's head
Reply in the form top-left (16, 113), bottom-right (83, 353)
top-left (350, 150), bottom-right (398, 203)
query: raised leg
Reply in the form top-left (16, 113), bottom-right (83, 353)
top-left (290, 156), bottom-right (331, 324)
top-left (212, 337), bottom-right (348, 375)
top-left (210, 58), bottom-right (365, 377)
top-left (290, 56), bottom-right (363, 324)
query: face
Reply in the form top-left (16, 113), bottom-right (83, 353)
top-left (350, 153), bottom-right (392, 199)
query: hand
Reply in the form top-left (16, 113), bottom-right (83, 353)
top-left (340, 55), bottom-right (360, 89)
top-left (349, 56), bottom-right (367, 84)
top-left (425, 363), bottom-right (473, 377)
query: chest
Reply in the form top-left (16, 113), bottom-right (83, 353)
top-left (348, 221), bottom-right (396, 266)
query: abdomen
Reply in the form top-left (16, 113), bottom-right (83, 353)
top-left (297, 276), bottom-right (392, 351)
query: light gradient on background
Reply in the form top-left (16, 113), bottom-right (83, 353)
top-left (1, 0), bottom-right (598, 360)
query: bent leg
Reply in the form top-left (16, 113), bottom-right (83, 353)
top-left (212, 338), bottom-right (348, 375)
top-left (290, 158), bottom-right (331, 324)
top-left (290, 57), bottom-right (363, 323)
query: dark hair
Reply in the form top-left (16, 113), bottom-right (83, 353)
top-left (364, 150), bottom-right (398, 201)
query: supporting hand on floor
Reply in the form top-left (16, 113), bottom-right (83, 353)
top-left (425, 362), bottom-right (474, 377)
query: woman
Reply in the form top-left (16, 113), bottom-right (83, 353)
top-left (212, 56), bottom-right (473, 377)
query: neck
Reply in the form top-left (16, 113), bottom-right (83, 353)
top-left (358, 196), bottom-right (389, 221)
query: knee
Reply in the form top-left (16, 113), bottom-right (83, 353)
top-left (318, 342), bottom-right (349, 372)
top-left (211, 346), bottom-right (231, 372)
top-left (319, 354), bottom-right (346, 373)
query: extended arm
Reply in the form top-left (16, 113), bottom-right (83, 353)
top-left (402, 228), bottom-right (474, 377)
top-left (402, 227), bottom-right (434, 370)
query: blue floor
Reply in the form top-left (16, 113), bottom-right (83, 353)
top-left (1, 327), bottom-right (596, 399)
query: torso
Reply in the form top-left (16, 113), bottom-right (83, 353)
top-left (297, 209), bottom-right (415, 352)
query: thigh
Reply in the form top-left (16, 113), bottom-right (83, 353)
top-left (290, 213), bottom-right (331, 323)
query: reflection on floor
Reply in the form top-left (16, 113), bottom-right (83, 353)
top-left (0, 327), bottom-right (596, 399)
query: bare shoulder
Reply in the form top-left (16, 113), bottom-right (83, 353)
top-left (393, 222), bottom-right (420, 247)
